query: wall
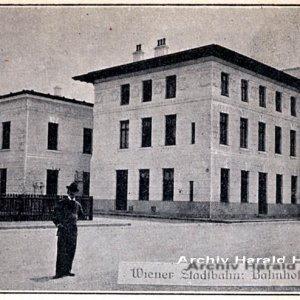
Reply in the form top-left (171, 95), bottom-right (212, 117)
top-left (210, 59), bottom-right (300, 217)
top-left (0, 97), bottom-right (27, 193)
top-left (25, 97), bottom-right (93, 195)
top-left (91, 60), bottom-right (214, 210)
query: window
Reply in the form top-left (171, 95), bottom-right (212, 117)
top-left (240, 118), bottom-right (248, 148)
top-left (275, 91), bottom-right (282, 112)
top-left (241, 170), bottom-right (249, 203)
top-left (166, 75), bottom-right (176, 99)
top-left (291, 96), bottom-right (297, 117)
top-left (241, 79), bottom-right (248, 102)
top-left (290, 130), bottom-right (296, 157)
top-left (141, 117), bottom-right (152, 147)
top-left (48, 122), bottom-right (58, 150)
top-left (83, 128), bottom-right (93, 154)
top-left (142, 80), bottom-right (152, 102)
top-left (163, 168), bottom-right (174, 201)
top-left (221, 72), bottom-right (229, 96)
top-left (121, 84), bottom-right (130, 105)
top-left (258, 122), bottom-right (266, 152)
top-left (46, 169), bottom-right (58, 195)
top-left (191, 122), bottom-right (195, 144)
top-left (165, 114), bottom-right (176, 146)
top-left (120, 120), bottom-right (129, 149)
top-left (259, 85), bottom-right (266, 108)
top-left (0, 168), bottom-right (7, 194)
top-left (275, 126), bottom-right (282, 154)
top-left (139, 169), bottom-right (150, 200)
top-left (83, 172), bottom-right (90, 196)
top-left (291, 176), bottom-right (297, 204)
top-left (2, 121), bottom-right (10, 149)
top-left (189, 181), bottom-right (194, 202)
top-left (219, 113), bottom-right (228, 145)
top-left (220, 168), bottom-right (230, 202)
top-left (276, 174), bottom-right (283, 204)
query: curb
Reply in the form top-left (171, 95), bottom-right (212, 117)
top-left (0, 222), bottom-right (131, 230)
top-left (94, 211), bottom-right (300, 224)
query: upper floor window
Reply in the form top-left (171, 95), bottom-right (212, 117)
top-left (191, 122), bottom-right (195, 144)
top-left (275, 126), bottom-right (282, 154)
top-left (120, 120), bottom-right (129, 149)
top-left (165, 114), bottom-right (176, 146)
top-left (221, 72), bottom-right (229, 97)
top-left (291, 96), bottom-right (297, 117)
top-left (219, 113), bottom-right (228, 145)
top-left (275, 91), bottom-right (282, 112)
top-left (2, 121), bottom-right (10, 150)
top-left (121, 84), bottom-right (130, 105)
top-left (141, 117), bottom-right (152, 147)
top-left (290, 130), bottom-right (296, 157)
top-left (258, 122), bottom-right (266, 152)
top-left (259, 85), bottom-right (266, 108)
top-left (166, 75), bottom-right (176, 99)
top-left (240, 118), bottom-right (248, 149)
top-left (241, 79), bottom-right (248, 102)
top-left (142, 80), bottom-right (152, 102)
top-left (48, 122), bottom-right (58, 150)
top-left (83, 128), bottom-right (93, 154)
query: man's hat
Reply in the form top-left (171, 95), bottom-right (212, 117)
top-left (66, 182), bottom-right (79, 193)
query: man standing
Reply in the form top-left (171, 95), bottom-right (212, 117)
top-left (52, 182), bottom-right (85, 279)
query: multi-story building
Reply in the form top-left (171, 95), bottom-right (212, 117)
top-left (0, 90), bottom-right (93, 195)
top-left (74, 42), bottom-right (299, 219)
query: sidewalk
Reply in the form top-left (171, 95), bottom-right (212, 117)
top-left (94, 210), bottom-right (300, 224)
top-left (0, 216), bottom-right (131, 230)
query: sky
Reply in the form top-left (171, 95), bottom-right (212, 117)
top-left (0, 6), bottom-right (299, 103)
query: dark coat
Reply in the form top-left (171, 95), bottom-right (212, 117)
top-left (52, 198), bottom-right (85, 276)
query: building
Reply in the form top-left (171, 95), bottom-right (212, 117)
top-left (74, 42), bottom-right (299, 219)
top-left (0, 90), bottom-right (93, 195)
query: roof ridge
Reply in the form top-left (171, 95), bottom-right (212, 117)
top-left (0, 89), bottom-right (93, 107)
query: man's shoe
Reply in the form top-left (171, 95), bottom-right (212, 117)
top-left (67, 272), bottom-right (75, 277)
top-left (52, 274), bottom-right (64, 279)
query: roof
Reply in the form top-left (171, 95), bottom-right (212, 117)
top-left (73, 44), bottom-right (300, 92)
top-left (0, 90), bottom-right (93, 107)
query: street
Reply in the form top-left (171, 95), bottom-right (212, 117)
top-left (0, 217), bottom-right (299, 292)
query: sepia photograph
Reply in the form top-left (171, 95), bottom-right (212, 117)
top-left (0, 3), bottom-right (299, 295)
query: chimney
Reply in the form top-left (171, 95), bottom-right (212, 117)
top-left (54, 86), bottom-right (62, 96)
top-left (154, 38), bottom-right (169, 57)
top-left (132, 44), bottom-right (144, 62)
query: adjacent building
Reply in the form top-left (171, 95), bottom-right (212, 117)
top-left (0, 90), bottom-right (93, 195)
top-left (74, 42), bottom-right (299, 219)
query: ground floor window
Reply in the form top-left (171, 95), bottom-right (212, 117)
top-left (241, 170), bottom-right (249, 203)
top-left (291, 176), bottom-right (297, 204)
top-left (139, 169), bottom-right (150, 200)
top-left (0, 168), bottom-right (7, 194)
top-left (220, 168), bottom-right (230, 202)
top-left (46, 169), bottom-right (59, 195)
top-left (163, 168), bottom-right (174, 201)
top-left (83, 172), bottom-right (90, 196)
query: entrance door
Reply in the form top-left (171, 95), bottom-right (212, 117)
top-left (46, 170), bottom-right (58, 195)
top-left (116, 170), bottom-right (128, 210)
top-left (258, 172), bottom-right (268, 215)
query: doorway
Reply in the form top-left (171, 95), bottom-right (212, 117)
top-left (116, 170), bottom-right (128, 210)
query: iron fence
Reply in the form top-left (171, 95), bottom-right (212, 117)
top-left (0, 194), bottom-right (93, 221)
